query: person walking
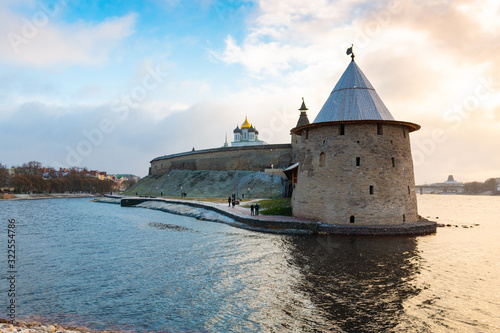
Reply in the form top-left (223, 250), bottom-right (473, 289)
top-left (255, 203), bottom-right (260, 216)
top-left (228, 197), bottom-right (231, 207)
top-left (250, 204), bottom-right (254, 216)
top-left (232, 198), bottom-right (235, 208)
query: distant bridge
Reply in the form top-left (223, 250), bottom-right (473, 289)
top-left (415, 184), bottom-right (465, 194)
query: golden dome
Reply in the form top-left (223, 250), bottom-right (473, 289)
top-left (241, 116), bottom-right (251, 129)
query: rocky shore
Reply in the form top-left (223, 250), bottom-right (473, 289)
top-left (0, 319), bottom-right (126, 333)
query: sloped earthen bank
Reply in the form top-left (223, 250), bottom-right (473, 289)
top-left (124, 169), bottom-right (287, 198)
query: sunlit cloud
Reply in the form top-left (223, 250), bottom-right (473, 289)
top-left (0, 2), bottom-right (136, 67)
top-left (0, 0), bottom-right (498, 183)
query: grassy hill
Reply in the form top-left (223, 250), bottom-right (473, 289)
top-left (124, 170), bottom-right (287, 199)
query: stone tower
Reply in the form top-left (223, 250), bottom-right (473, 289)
top-left (291, 56), bottom-right (420, 225)
top-left (291, 98), bottom-right (310, 162)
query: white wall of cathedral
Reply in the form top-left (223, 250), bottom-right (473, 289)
top-left (231, 140), bottom-right (265, 147)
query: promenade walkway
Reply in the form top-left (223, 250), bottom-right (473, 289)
top-left (111, 195), bottom-right (437, 236)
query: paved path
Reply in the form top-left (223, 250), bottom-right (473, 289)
top-left (208, 200), bottom-right (316, 222)
top-left (110, 195), bottom-right (437, 236)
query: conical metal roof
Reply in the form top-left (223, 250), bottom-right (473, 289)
top-left (313, 60), bottom-right (395, 123)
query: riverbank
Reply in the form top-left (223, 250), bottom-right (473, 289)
top-left (0, 319), bottom-right (116, 333)
top-left (94, 196), bottom-right (437, 236)
top-left (1, 193), bottom-right (99, 200)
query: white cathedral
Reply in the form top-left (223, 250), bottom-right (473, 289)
top-left (224, 116), bottom-right (266, 147)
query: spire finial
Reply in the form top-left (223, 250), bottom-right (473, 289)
top-left (346, 44), bottom-right (354, 61)
top-left (299, 97), bottom-right (308, 111)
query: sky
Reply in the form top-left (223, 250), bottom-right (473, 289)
top-left (0, 0), bottom-right (499, 184)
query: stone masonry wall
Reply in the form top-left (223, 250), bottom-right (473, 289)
top-left (151, 144), bottom-right (293, 175)
top-left (292, 122), bottom-right (418, 225)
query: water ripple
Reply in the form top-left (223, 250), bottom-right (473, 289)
top-left (0, 196), bottom-right (499, 332)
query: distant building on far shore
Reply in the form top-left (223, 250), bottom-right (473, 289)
top-left (416, 175), bottom-right (465, 194)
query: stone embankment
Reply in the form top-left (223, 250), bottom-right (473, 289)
top-left (94, 196), bottom-right (437, 236)
top-left (95, 196), bottom-right (318, 234)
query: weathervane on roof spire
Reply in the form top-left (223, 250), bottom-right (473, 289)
top-left (346, 44), bottom-right (354, 61)
top-left (299, 97), bottom-right (308, 111)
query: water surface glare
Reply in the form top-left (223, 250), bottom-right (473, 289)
top-left (0, 196), bottom-right (499, 332)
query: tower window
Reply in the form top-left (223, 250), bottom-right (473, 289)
top-left (403, 214), bottom-right (406, 222)
top-left (377, 124), bottom-right (383, 135)
top-left (370, 186), bottom-right (374, 195)
top-left (392, 157), bottom-right (395, 167)
top-left (356, 157), bottom-right (360, 166)
top-left (350, 215), bottom-right (355, 223)
top-left (319, 152), bottom-right (326, 167)
top-left (340, 124), bottom-right (345, 135)
top-left (408, 186), bottom-right (411, 195)
top-left (403, 128), bottom-right (407, 138)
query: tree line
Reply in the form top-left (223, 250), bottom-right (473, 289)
top-left (464, 178), bottom-right (498, 194)
top-left (1, 161), bottom-right (116, 194)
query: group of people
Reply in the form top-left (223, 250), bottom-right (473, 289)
top-left (228, 195), bottom-right (238, 208)
top-left (250, 203), bottom-right (260, 216)
top-left (227, 195), bottom-right (260, 216)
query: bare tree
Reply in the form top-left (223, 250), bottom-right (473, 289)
top-left (484, 178), bottom-right (497, 191)
top-left (0, 163), bottom-right (8, 187)
top-left (14, 161), bottom-right (42, 175)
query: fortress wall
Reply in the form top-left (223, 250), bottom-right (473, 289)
top-left (150, 144), bottom-right (293, 175)
top-left (292, 122), bottom-right (418, 225)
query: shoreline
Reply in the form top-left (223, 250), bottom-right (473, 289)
top-left (0, 319), bottom-right (118, 333)
top-left (94, 196), bottom-right (438, 236)
top-left (1, 193), bottom-right (100, 201)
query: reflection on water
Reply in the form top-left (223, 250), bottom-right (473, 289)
top-left (285, 236), bottom-right (421, 332)
top-left (0, 196), bottom-right (499, 332)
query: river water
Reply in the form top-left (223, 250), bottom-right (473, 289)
top-left (0, 195), bottom-right (499, 332)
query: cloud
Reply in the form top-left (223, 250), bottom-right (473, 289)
top-left (1, 0), bottom-right (498, 184)
top-left (0, 2), bottom-right (136, 67)
top-left (0, 99), bottom-right (239, 177)
top-left (210, 0), bottom-right (500, 184)
top-left (391, 0), bottom-right (500, 63)
top-left (412, 113), bottom-right (500, 183)
top-left (213, 0), bottom-right (382, 76)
